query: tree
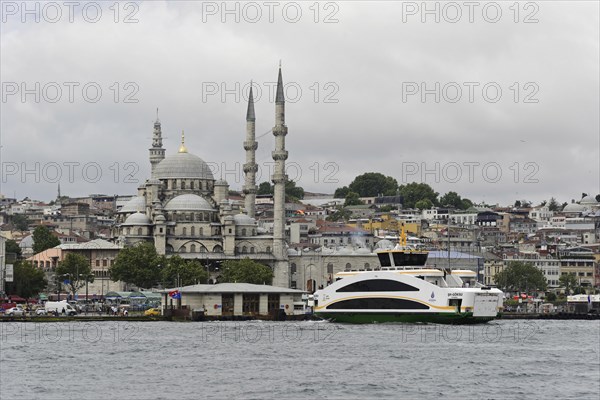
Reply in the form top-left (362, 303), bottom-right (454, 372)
top-left (334, 186), bottom-right (350, 199)
top-left (347, 172), bottom-right (398, 197)
top-left (548, 197), bottom-right (560, 211)
top-left (558, 273), bottom-right (578, 295)
top-left (415, 198), bottom-right (434, 210)
top-left (460, 198), bottom-right (473, 210)
top-left (257, 181), bottom-right (272, 195)
top-left (4, 260), bottom-right (47, 298)
top-left (256, 179), bottom-right (304, 201)
top-left (56, 253), bottom-right (94, 299)
top-left (32, 225), bottom-right (61, 254)
top-left (545, 292), bottom-right (557, 302)
top-left (493, 261), bottom-right (547, 293)
top-left (514, 200), bottom-right (522, 208)
top-left (5, 239), bottom-right (22, 259)
top-left (109, 242), bottom-right (164, 289)
top-left (326, 207), bottom-right (352, 222)
top-left (344, 191), bottom-right (362, 206)
top-left (398, 182), bottom-right (438, 209)
top-left (596, 194), bottom-right (600, 203)
top-left (220, 258), bottom-right (273, 285)
top-left (10, 214), bottom-right (29, 231)
top-left (285, 179), bottom-right (305, 201)
top-left (439, 191), bottom-right (472, 209)
top-left (161, 255), bottom-right (209, 287)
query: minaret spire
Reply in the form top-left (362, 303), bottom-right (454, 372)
top-left (149, 109), bottom-right (166, 177)
top-left (271, 64), bottom-right (289, 287)
top-left (243, 83), bottom-right (258, 217)
top-left (246, 82), bottom-right (256, 121)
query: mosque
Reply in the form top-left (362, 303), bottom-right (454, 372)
top-left (111, 67), bottom-right (290, 287)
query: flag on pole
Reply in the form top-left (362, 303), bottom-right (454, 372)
top-left (169, 290), bottom-right (181, 299)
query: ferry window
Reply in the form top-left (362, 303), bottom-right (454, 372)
top-left (377, 253), bottom-right (392, 267)
top-left (327, 298), bottom-right (429, 310)
top-left (336, 279), bottom-right (419, 292)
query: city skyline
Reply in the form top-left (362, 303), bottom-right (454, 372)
top-left (1, 1), bottom-right (598, 205)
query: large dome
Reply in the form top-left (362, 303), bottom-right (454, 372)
top-left (154, 152), bottom-right (214, 180)
top-left (164, 194), bottom-right (214, 211)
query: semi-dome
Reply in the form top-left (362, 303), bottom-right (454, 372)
top-left (123, 212), bottom-right (152, 225)
top-left (580, 195), bottom-right (599, 205)
top-left (375, 239), bottom-right (394, 250)
top-left (164, 194), bottom-right (214, 211)
top-left (120, 196), bottom-right (146, 213)
top-left (563, 203), bottom-right (586, 212)
top-left (233, 213), bottom-right (256, 225)
top-left (154, 152), bottom-right (214, 180)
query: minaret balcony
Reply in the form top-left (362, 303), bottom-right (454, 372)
top-left (272, 150), bottom-right (288, 161)
top-left (243, 163), bottom-right (259, 173)
top-left (272, 126), bottom-right (288, 136)
top-left (243, 141), bottom-right (258, 151)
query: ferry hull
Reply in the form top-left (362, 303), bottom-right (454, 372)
top-left (316, 312), bottom-right (498, 324)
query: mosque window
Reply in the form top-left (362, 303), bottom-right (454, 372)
top-left (180, 246), bottom-right (186, 253)
top-left (242, 246), bottom-right (247, 253)
top-left (235, 247), bottom-right (239, 254)
top-left (252, 229), bottom-right (256, 235)
top-left (183, 227), bottom-right (187, 235)
top-left (191, 226), bottom-right (195, 236)
top-left (266, 246), bottom-right (271, 253)
top-left (242, 228), bottom-right (247, 236)
top-left (345, 263), bottom-right (352, 271)
top-left (250, 247), bottom-right (255, 254)
top-left (327, 263), bottom-right (334, 274)
top-left (364, 262), bottom-right (370, 269)
top-left (126, 228), bottom-right (130, 235)
top-left (213, 245), bottom-right (222, 253)
top-left (137, 228), bottom-right (143, 236)
top-left (291, 263), bottom-right (297, 273)
top-left (190, 181), bottom-right (194, 190)
top-left (190, 244), bottom-right (196, 252)
top-left (199, 227), bottom-right (203, 236)
top-left (200, 246), bottom-right (207, 253)
top-left (181, 180), bottom-right (186, 190)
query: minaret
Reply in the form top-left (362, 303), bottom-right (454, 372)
top-left (243, 84), bottom-right (258, 218)
top-left (149, 108), bottom-right (166, 178)
top-left (271, 64), bottom-right (289, 287)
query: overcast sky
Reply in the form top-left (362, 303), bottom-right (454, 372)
top-left (1, 1), bottom-right (598, 206)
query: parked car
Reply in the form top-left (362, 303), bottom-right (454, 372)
top-left (35, 308), bottom-right (48, 316)
top-left (5, 307), bottom-right (25, 317)
top-left (144, 308), bottom-right (161, 317)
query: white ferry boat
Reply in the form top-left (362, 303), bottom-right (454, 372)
top-left (313, 235), bottom-right (503, 324)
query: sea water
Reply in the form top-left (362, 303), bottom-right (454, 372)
top-left (1, 319), bottom-right (598, 399)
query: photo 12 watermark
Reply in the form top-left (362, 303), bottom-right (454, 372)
top-left (398, 321), bottom-right (540, 343)
top-left (199, 321), bottom-right (339, 343)
top-left (1, 161), bottom-right (141, 185)
top-left (0, 322), bottom-right (140, 344)
top-left (199, 1), bottom-right (340, 24)
top-left (400, 161), bottom-right (540, 184)
top-left (1, 1), bottom-right (140, 24)
top-left (202, 81), bottom-right (339, 104)
top-left (401, 1), bottom-right (540, 24)
top-left (401, 82), bottom-right (540, 104)
top-left (1, 82), bottom-right (140, 104)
